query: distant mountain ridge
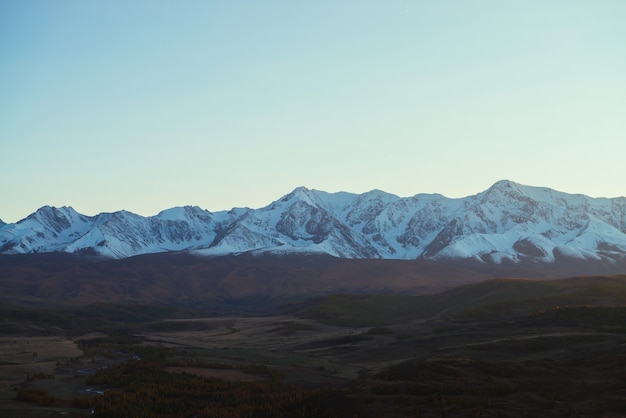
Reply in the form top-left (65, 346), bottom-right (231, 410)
top-left (2, 180), bottom-right (626, 266)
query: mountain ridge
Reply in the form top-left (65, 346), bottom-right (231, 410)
top-left (2, 180), bottom-right (626, 265)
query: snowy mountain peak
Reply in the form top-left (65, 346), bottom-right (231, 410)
top-left (156, 206), bottom-right (211, 221)
top-left (361, 189), bottom-right (399, 202)
top-left (282, 186), bottom-right (322, 206)
top-left (27, 204), bottom-right (80, 219)
top-left (480, 179), bottom-right (527, 199)
top-left (2, 181), bottom-right (626, 265)
top-left (489, 179), bottom-right (520, 190)
top-left (22, 205), bottom-right (87, 233)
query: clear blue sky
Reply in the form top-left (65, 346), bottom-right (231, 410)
top-left (1, 1), bottom-right (625, 222)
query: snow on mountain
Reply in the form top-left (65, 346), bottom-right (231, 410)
top-left (2, 180), bottom-right (626, 265)
top-left (0, 206), bottom-right (93, 254)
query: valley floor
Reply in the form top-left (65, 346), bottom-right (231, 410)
top-left (3, 309), bottom-right (626, 417)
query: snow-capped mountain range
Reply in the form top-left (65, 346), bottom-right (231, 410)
top-left (2, 180), bottom-right (626, 265)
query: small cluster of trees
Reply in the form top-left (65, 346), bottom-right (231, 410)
top-left (26, 371), bottom-right (55, 381)
top-left (535, 305), bottom-right (626, 325)
top-left (15, 388), bottom-right (56, 407)
top-left (76, 335), bottom-right (145, 358)
top-left (77, 360), bottom-right (355, 417)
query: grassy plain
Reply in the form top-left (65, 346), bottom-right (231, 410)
top-left (0, 336), bottom-right (90, 417)
top-left (2, 275), bottom-right (626, 416)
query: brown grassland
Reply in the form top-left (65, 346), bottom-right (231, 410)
top-left (2, 273), bottom-right (626, 416)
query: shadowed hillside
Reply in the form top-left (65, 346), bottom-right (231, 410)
top-left (0, 252), bottom-right (544, 307)
top-left (301, 275), bottom-right (626, 326)
top-left (4, 272), bottom-right (626, 416)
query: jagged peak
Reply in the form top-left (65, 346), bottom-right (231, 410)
top-left (281, 186), bottom-right (310, 199)
top-left (2, 182), bottom-right (626, 264)
top-left (94, 209), bottom-right (144, 223)
top-left (483, 181), bottom-right (603, 207)
top-left (23, 205), bottom-right (82, 223)
top-left (478, 180), bottom-right (537, 202)
top-left (155, 205), bottom-right (210, 221)
top-left (489, 179), bottom-right (524, 192)
top-left (278, 187), bottom-right (363, 213)
top-left (35, 204), bottom-right (78, 214)
top-left (275, 186), bottom-right (321, 208)
top-left (361, 189), bottom-right (399, 200)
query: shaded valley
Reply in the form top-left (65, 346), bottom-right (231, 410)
top-left (2, 252), bottom-right (622, 307)
top-left (2, 255), bottom-right (626, 417)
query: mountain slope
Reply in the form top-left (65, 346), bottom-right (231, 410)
top-left (5, 251), bottom-right (612, 306)
top-left (2, 180), bottom-right (626, 265)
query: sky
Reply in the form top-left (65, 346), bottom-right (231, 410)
top-left (1, 0), bottom-right (625, 223)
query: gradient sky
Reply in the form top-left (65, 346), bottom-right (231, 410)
top-left (1, 1), bottom-right (625, 223)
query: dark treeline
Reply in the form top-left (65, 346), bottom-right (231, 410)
top-left (75, 360), bottom-right (357, 418)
